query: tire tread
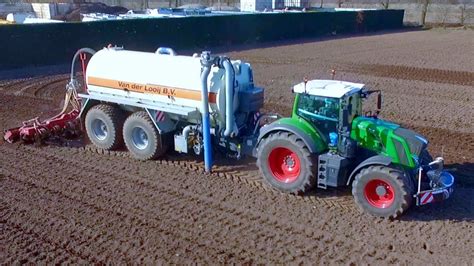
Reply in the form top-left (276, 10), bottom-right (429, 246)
top-left (85, 104), bottom-right (124, 150)
top-left (352, 165), bottom-right (412, 219)
top-left (257, 131), bottom-right (317, 193)
top-left (123, 111), bottom-right (165, 160)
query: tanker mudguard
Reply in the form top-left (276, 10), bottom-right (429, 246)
top-left (257, 123), bottom-right (320, 154)
top-left (346, 155), bottom-right (392, 185)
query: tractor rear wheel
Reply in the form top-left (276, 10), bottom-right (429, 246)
top-left (257, 132), bottom-right (317, 193)
top-left (352, 165), bottom-right (413, 218)
top-left (85, 104), bottom-right (125, 150)
top-left (123, 111), bottom-right (167, 160)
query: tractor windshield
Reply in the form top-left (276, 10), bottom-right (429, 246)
top-left (296, 94), bottom-right (339, 140)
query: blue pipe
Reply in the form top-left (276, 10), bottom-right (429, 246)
top-left (200, 52), bottom-right (213, 172)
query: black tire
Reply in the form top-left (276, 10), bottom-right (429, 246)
top-left (85, 104), bottom-right (124, 150)
top-left (352, 165), bottom-right (413, 218)
top-left (256, 132), bottom-right (317, 193)
top-left (123, 111), bottom-right (167, 160)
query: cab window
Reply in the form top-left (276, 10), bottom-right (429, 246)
top-left (296, 94), bottom-right (339, 122)
top-left (296, 94), bottom-right (340, 140)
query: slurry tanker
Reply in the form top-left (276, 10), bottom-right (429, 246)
top-left (4, 46), bottom-right (454, 218)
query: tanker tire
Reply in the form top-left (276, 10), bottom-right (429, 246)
top-left (85, 104), bottom-right (124, 150)
top-left (123, 111), bottom-right (167, 160)
top-left (352, 165), bottom-right (413, 219)
top-left (257, 132), bottom-right (317, 193)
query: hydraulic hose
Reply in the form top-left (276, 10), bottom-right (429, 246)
top-left (70, 47), bottom-right (96, 81)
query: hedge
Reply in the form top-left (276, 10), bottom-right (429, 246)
top-left (0, 10), bottom-right (404, 70)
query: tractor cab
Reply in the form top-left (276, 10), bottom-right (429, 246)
top-left (292, 79), bottom-right (366, 151)
top-left (257, 78), bottom-right (453, 218)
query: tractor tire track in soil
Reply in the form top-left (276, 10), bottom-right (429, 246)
top-left (0, 75), bottom-right (69, 102)
top-left (1, 143), bottom-right (472, 264)
top-left (239, 57), bottom-right (474, 86)
top-left (1, 30), bottom-right (473, 264)
top-left (0, 144), bottom-right (367, 264)
top-left (346, 64), bottom-right (474, 87)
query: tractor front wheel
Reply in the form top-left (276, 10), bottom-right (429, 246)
top-left (352, 165), bottom-right (413, 218)
top-left (257, 132), bottom-right (317, 193)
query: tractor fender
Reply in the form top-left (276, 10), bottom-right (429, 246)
top-left (346, 155), bottom-right (392, 186)
top-left (257, 123), bottom-right (320, 154)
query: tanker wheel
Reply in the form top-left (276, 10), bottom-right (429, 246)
top-left (352, 165), bottom-right (413, 219)
top-left (123, 111), bottom-right (167, 160)
top-left (85, 104), bottom-right (125, 150)
top-left (257, 132), bottom-right (317, 193)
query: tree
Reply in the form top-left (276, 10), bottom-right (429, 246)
top-left (338, 0), bottom-right (344, 8)
top-left (168, 0), bottom-right (180, 8)
top-left (380, 0), bottom-right (390, 10)
top-left (420, 0), bottom-right (431, 26)
top-left (437, 4), bottom-right (450, 27)
top-left (458, 3), bottom-right (471, 25)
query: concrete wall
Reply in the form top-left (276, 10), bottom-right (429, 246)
top-left (0, 3), bottom-right (33, 17)
top-left (0, 3), bottom-right (74, 19)
top-left (240, 0), bottom-right (273, 11)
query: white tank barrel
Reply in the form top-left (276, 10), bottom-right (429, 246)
top-left (85, 47), bottom-right (258, 132)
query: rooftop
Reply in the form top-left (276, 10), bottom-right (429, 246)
top-left (292, 79), bottom-right (365, 98)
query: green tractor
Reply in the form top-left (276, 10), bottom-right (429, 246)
top-left (256, 79), bottom-right (454, 218)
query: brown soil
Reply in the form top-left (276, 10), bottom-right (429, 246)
top-left (1, 29), bottom-right (473, 264)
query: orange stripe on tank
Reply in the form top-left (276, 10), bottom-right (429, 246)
top-left (87, 77), bottom-right (217, 103)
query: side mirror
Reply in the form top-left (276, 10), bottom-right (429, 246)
top-left (377, 93), bottom-right (382, 110)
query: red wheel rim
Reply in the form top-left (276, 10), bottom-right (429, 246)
top-left (364, 179), bottom-right (395, 208)
top-left (268, 147), bottom-right (301, 183)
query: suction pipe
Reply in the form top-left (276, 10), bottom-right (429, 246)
top-left (70, 48), bottom-right (96, 81)
top-left (222, 58), bottom-right (236, 137)
top-left (200, 51), bottom-right (213, 173)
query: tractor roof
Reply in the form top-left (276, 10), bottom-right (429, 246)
top-left (293, 79), bottom-right (365, 98)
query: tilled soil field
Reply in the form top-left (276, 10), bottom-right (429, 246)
top-left (1, 29), bottom-right (473, 264)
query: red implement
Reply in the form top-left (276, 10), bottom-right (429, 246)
top-left (3, 51), bottom-right (91, 144)
top-left (3, 109), bottom-right (80, 143)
